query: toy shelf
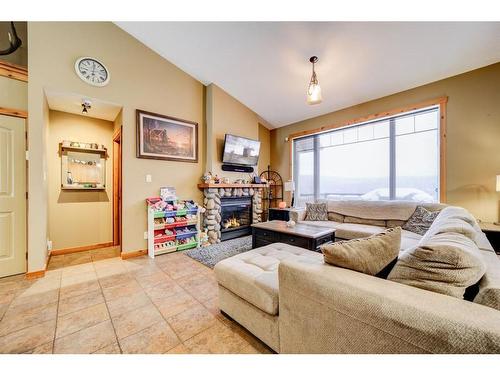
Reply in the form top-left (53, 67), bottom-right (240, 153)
top-left (146, 197), bottom-right (201, 258)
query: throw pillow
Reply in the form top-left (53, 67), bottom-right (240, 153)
top-left (321, 227), bottom-right (401, 276)
top-left (402, 206), bottom-right (440, 235)
top-left (388, 232), bottom-right (486, 299)
top-left (304, 202), bottom-right (328, 221)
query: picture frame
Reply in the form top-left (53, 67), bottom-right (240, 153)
top-left (136, 109), bottom-right (198, 163)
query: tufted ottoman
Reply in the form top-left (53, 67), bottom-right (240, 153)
top-left (214, 242), bottom-right (322, 352)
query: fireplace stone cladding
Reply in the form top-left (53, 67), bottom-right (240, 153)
top-left (202, 187), bottom-right (263, 244)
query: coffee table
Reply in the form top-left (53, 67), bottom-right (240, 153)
top-left (251, 220), bottom-right (335, 252)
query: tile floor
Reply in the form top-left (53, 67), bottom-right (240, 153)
top-left (0, 247), bottom-right (272, 354)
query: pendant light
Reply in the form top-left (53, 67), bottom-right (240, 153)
top-left (307, 56), bottom-right (322, 105)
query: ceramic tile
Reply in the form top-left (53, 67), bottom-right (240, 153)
top-left (29, 340), bottom-right (54, 354)
top-left (135, 271), bottom-right (171, 289)
top-left (53, 320), bottom-right (116, 354)
top-left (59, 279), bottom-right (100, 300)
top-left (56, 303), bottom-right (110, 338)
top-left (60, 270), bottom-right (97, 288)
top-left (93, 341), bottom-right (121, 354)
top-left (91, 246), bottom-right (121, 261)
top-left (119, 321), bottom-right (179, 354)
top-left (166, 304), bottom-right (217, 341)
top-left (106, 290), bottom-right (151, 318)
top-left (155, 291), bottom-right (199, 319)
top-left (0, 302), bottom-right (58, 337)
top-left (63, 251), bottom-right (93, 266)
top-left (0, 319), bottom-right (56, 354)
top-left (166, 343), bottom-right (191, 354)
top-left (58, 289), bottom-right (104, 316)
top-left (184, 321), bottom-right (257, 354)
top-left (144, 280), bottom-right (184, 305)
top-left (98, 272), bottom-right (133, 289)
top-left (111, 303), bottom-right (163, 339)
top-left (177, 274), bottom-right (218, 302)
top-left (61, 262), bottom-right (95, 277)
top-left (101, 279), bottom-right (142, 302)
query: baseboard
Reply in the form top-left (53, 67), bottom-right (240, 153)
top-left (121, 249), bottom-right (147, 260)
top-left (50, 242), bottom-right (114, 256)
top-left (25, 269), bottom-right (45, 279)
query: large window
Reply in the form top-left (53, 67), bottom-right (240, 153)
top-left (293, 106), bottom-right (440, 207)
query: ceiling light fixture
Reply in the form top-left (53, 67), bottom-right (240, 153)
top-left (81, 99), bottom-right (92, 114)
top-left (307, 56), bottom-right (322, 105)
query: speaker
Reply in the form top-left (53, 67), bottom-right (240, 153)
top-left (221, 164), bottom-right (254, 173)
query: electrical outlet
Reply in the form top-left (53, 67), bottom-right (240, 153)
top-left (47, 240), bottom-right (53, 251)
top-left (145, 174), bottom-right (152, 183)
top-left (144, 231), bottom-right (148, 240)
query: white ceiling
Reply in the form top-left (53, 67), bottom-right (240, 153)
top-left (116, 22), bottom-right (500, 128)
top-left (45, 88), bottom-right (122, 121)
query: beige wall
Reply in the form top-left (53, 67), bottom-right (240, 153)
top-left (205, 84), bottom-right (269, 178)
top-left (271, 63), bottom-right (500, 222)
top-left (28, 22), bottom-right (205, 270)
top-left (0, 76), bottom-right (27, 110)
top-left (258, 123), bottom-right (271, 174)
top-left (47, 110), bottom-right (114, 250)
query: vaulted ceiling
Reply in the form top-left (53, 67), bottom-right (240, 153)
top-left (116, 22), bottom-right (500, 128)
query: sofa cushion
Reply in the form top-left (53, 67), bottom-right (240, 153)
top-left (387, 219), bottom-right (407, 228)
top-left (335, 223), bottom-right (386, 240)
top-left (402, 206), bottom-right (441, 235)
top-left (388, 232), bottom-right (487, 298)
top-left (214, 243), bottom-right (322, 315)
top-left (304, 202), bottom-right (328, 221)
top-left (322, 227), bottom-right (401, 276)
top-left (474, 250), bottom-right (500, 311)
top-left (344, 216), bottom-right (386, 227)
top-left (327, 212), bottom-right (345, 223)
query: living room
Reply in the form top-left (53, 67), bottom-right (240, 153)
top-left (1, 0), bottom-right (500, 370)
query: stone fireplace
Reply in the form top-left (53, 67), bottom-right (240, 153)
top-left (198, 184), bottom-right (265, 244)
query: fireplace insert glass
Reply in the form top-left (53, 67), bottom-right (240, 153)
top-left (220, 197), bottom-right (252, 241)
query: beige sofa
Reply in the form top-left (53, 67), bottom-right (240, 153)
top-left (214, 200), bottom-right (500, 353)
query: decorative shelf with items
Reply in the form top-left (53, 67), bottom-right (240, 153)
top-left (146, 189), bottom-right (202, 258)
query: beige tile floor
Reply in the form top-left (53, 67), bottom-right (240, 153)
top-left (0, 247), bottom-right (272, 354)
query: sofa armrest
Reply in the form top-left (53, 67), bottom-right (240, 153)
top-left (289, 208), bottom-right (306, 222)
top-left (278, 259), bottom-right (500, 353)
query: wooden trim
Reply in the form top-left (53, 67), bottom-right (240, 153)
top-left (0, 61), bottom-right (28, 82)
top-left (287, 96), bottom-right (448, 199)
top-left (113, 126), bottom-right (122, 247)
top-left (288, 96), bottom-right (448, 141)
top-left (0, 107), bottom-right (28, 119)
top-left (121, 249), bottom-right (147, 260)
top-left (25, 269), bottom-right (45, 280)
top-left (50, 242), bottom-right (114, 256)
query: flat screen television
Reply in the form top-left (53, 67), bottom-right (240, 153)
top-left (222, 134), bottom-right (261, 166)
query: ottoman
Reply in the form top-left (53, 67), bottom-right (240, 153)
top-left (214, 242), bottom-right (322, 352)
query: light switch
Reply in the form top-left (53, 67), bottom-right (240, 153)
top-left (145, 174), bottom-right (152, 183)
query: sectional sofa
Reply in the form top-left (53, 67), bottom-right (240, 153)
top-left (214, 200), bottom-right (500, 353)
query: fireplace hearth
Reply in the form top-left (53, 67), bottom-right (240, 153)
top-left (220, 197), bottom-right (252, 241)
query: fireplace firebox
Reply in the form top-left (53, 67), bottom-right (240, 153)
top-left (220, 197), bottom-right (252, 241)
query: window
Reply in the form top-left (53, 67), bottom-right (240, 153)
top-left (293, 106), bottom-right (440, 207)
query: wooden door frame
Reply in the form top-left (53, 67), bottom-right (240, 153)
top-left (112, 126), bottom-right (123, 249)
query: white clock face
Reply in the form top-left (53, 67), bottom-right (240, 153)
top-left (75, 57), bottom-right (110, 87)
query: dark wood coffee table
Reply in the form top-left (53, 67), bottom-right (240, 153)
top-left (252, 220), bottom-right (335, 252)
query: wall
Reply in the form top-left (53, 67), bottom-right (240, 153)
top-left (271, 62), bottom-right (500, 222)
top-left (47, 110), bottom-right (114, 250)
top-left (206, 84), bottom-right (264, 178)
top-left (28, 22), bottom-right (205, 270)
top-left (0, 76), bottom-right (27, 110)
top-left (258, 123), bottom-right (271, 174)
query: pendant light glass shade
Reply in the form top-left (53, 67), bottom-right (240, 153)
top-left (307, 56), bottom-right (322, 105)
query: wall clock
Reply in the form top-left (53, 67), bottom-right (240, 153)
top-left (74, 57), bottom-right (110, 87)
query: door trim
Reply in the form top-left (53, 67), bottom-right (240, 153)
top-left (112, 126), bottom-right (123, 249)
top-left (0, 107), bottom-right (28, 119)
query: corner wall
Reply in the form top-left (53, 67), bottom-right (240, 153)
top-left (270, 63), bottom-right (500, 222)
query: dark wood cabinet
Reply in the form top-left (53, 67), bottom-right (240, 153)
top-left (252, 227), bottom-right (334, 252)
top-left (268, 208), bottom-right (291, 221)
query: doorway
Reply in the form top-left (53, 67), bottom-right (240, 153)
top-left (113, 126), bottom-right (122, 250)
top-left (0, 115), bottom-right (27, 277)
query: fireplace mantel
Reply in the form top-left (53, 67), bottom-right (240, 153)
top-left (197, 183), bottom-right (267, 189)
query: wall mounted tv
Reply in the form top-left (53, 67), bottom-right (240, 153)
top-left (222, 134), bottom-right (261, 166)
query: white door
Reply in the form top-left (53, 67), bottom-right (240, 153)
top-left (0, 115), bottom-right (26, 277)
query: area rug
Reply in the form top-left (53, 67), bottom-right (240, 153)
top-left (184, 235), bottom-right (252, 268)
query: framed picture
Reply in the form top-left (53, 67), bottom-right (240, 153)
top-left (136, 109), bottom-right (198, 163)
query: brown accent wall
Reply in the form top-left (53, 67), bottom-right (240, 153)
top-left (271, 63), bottom-right (500, 222)
top-left (47, 110), bottom-right (114, 250)
top-left (258, 123), bottom-right (271, 175)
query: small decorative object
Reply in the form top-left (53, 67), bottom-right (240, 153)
top-left (278, 201), bottom-right (287, 209)
top-left (253, 175), bottom-right (262, 184)
top-left (136, 109), bottom-right (198, 162)
top-left (201, 172), bottom-right (212, 184)
top-left (234, 178), bottom-right (244, 184)
top-left (213, 175), bottom-right (221, 184)
top-left (222, 177), bottom-right (230, 184)
top-left (74, 56), bottom-right (110, 87)
top-left (66, 171), bottom-right (73, 185)
top-left (160, 187), bottom-right (177, 201)
top-left (286, 220), bottom-right (296, 227)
